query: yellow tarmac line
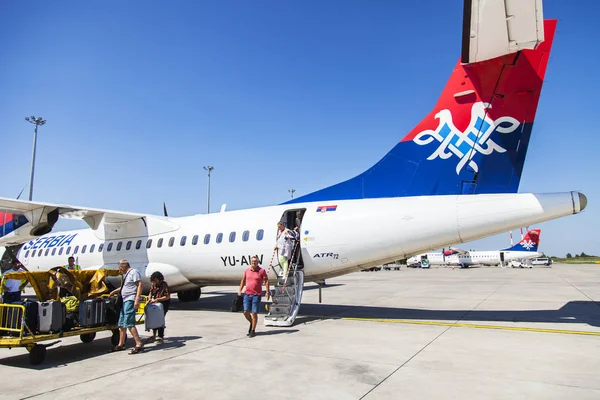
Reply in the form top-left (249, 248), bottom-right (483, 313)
top-left (342, 317), bottom-right (600, 336)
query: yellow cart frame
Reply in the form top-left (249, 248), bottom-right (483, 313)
top-left (0, 268), bottom-right (148, 365)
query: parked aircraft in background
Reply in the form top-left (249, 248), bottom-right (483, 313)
top-left (407, 229), bottom-right (543, 268)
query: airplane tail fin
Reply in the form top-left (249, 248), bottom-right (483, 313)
top-left (288, 19), bottom-right (557, 204)
top-left (502, 229), bottom-right (541, 252)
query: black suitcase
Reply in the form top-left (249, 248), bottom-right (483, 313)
top-left (231, 295), bottom-right (243, 312)
top-left (79, 298), bottom-right (106, 327)
top-left (104, 297), bottom-right (119, 325)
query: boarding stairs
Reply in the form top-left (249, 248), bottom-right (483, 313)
top-left (264, 246), bottom-right (304, 327)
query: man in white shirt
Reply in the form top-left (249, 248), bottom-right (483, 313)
top-left (2, 263), bottom-right (27, 304)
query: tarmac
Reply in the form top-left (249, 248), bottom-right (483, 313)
top-left (1, 263), bottom-right (599, 400)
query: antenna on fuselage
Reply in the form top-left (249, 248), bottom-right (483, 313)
top-left (163, 202), bottom-right (168, 217)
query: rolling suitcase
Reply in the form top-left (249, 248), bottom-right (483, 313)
top-left (104, 297), bottom-right (119, 325)
top-left (79, 298), bottom-right (106, 327)
top-left (144, 302), bottom-right (165, 331)
top-left (39, 301), bottom-right (66, 333)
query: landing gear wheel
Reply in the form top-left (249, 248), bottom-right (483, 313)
top-left (177, 287), bottom-right (201, 302)
top-left (80, 332), bottom-right (96, 343)
top-left (29, 344), bottom-right (46, 365)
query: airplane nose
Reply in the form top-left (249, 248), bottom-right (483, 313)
top-left (579, 192), bottom-right (588, 212)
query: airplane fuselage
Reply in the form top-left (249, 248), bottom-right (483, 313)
top-left (16, 193), bottom-right (583, 292)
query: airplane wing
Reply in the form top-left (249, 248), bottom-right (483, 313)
top-left (462, 0), bottom-right (545, 64)
top-left (0, 197), bottom-right (155, 246)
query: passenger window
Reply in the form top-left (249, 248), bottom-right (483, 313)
top-left (256, 229), bottom-right (264, 241)
top-left (66, 247), bottom-right (71, 255)
top-left (136, 240), bottom-right (142, 250)
top-left (52, 248), bottom-right (56, 256)
top-left (169, 237), bottom-right (175, 247)
top-left (204, 234), bottom-right (210, 245)
top-left (116, 242), bottom-right (122, 251)
top-left (229, 232), bottom-right (236, 243)
top-left (59, 248), bottom-right (64, 256)
top-left (45, 249), bottom-right (49, 257)
top-left (216, 233), bottom-right (223, 244)
top-left (146, 239), bottom-right (153, 249)
top-left (126, 241), bottom-right (132, 250)
top-left (25, 251), bottom-right (30, 258)
top-left (38, 249), bottom-right (43, 257)
top-left (98, 243), bottom-right (104, 252)
top-left (31, 251), bottom-right (35, 258)
top-left (74, 246), bottom-right (79, 255)
top-left (192, 235), bottom-right (199, 245)
top-left (242, 230), bottom-right (250, 242)
top-left (180, 236), bottom-right (187, 246)
top-left (90, 244), bottom-right (95, 253)
top-left (107, 243), bottom-right (113, 252)
top-left (82, 245), bottom-right (87, 254)
top-left (157, 238), bottom-right (163, 248)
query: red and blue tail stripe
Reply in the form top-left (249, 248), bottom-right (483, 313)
top-left (286, 20), bottom-right (557, 204)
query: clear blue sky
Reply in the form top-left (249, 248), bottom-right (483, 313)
top-left (1, 1), bottom-right (598, 257)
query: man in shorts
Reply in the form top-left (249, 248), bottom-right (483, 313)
top-left (237, 256), bottom-right (270, 337)
top-left (109, 259), bottom-right (144, 354)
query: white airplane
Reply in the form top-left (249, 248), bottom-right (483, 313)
top-left (407, 229), bottom-right (543, 268)
top-left (0, 1), bottom-right (588, 326)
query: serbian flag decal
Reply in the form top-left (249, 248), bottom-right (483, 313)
top-left (316, 205), bottom-right (337, 213)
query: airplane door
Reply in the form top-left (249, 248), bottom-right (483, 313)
top-left (500, 252), bottom-right (505, 262)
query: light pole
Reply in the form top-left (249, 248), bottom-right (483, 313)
top-left (288, 189), bottom-right (295, 199)
top-left (24, 116), bottom-right (46, 201)
top-left (203, 166), bottom-right (214, 213)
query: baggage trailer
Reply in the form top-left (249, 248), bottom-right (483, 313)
top-left (0, 267), bottom-right (147, 365)
top-left (0, 301), bottom-right (146, 365)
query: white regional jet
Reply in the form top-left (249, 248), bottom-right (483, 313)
top-left (0, 1), bottom-right (588, 326)
top-left (407, 229), bottom-right (543, 268)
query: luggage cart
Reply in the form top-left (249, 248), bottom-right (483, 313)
top-left (0, 300), bottom-right (147, 365)
top-left (0, 267), bottom-right (147, 365)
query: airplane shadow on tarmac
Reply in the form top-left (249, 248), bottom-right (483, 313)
top-left (180, 288), bottom-right (600, 328)
top-left (0, 335), bottom-right (202, 370)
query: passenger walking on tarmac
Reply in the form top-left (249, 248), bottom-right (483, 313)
top-left (64, 256), bottom-right (81, 271)
top-left (145, 271), bottom-right (170, 344)
top-left (109, 259), bottom-right (145, 354)
top-left (275, 221), bottom-right (293, 276)
top-left (237, 256), bottom-right (270, 338)
top-left (1, 262), bottom-right (27, 304)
